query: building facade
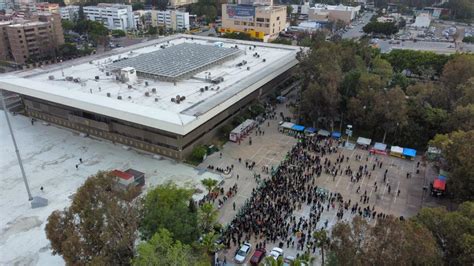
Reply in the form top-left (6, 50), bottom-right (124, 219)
top-left (156, 10), bottom-right (190, 31)
top-left (308, 4), bottom-right (361, 24)
top-left (59, 5), bottom-right (79, 20)
top-left (83, 3), bottom-right (136, 31)
top-left (221, 4), bottom-right (287, 41)
top-left (0, 12), bottom-right (64, 64)
top-left (35, 2), bottom-right (59, 13)
top-left (169, 0), bottom-right (197, 8)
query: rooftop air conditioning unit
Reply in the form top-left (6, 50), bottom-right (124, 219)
top-left (128, 96), bottom-right (132, 99)
top-left (200, 88), bottom-right (204, 92)
top-left (107, 92), bottom-right (111, 97)
top-left (171, 98), bottom-right (175, 102)
top-left (151, 88), bottom-right (156, 93)
top-left (106, 72), bottom-right (110, 76)
top-left (117, 96), bottom-right (122, 100)
top-left (48, 75), bottom-right (54, 80)
top-left (145, 92), bottom-right (150, 97)
top-left (66, 76), bottom-right (73, 81)
top-left (180, 96), bottom-right (185, 101)
top-left (128, 85), bottom-right (132, 89)
top-left (247, 67), bottom-right (250, 70)
top-left (145, 81), bottom-right (149, 86)
top-left (95, 76), bottom-right (99, 80)
top-left (155, 98), bottom-right (159, 102)
top-left (263, 59), bottom-right (266, 62)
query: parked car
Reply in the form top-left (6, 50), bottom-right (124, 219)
top-left (250, 248), bottom-right (266, 265)
top-left (268, 247), bottom-right (284, 260)
top-left (234, 243), bottom-right (252, 263)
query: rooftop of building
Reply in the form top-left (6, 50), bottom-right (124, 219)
top-left (0, 35), bottom-right (300, 135)
top-left (312, 4), bottom-right (360, 11)
top-left (8, 21), bottom-right (49, 27)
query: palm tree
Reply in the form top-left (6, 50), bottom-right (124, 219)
top-left (313, 229), bottom-right (330, 266)
top-left (261, 256), bottom-right (284, 266)
top-left (294, 251), bottom-right (316, 265)
top-left (201, 178), bottom-right (218, 195)
top-left (198, 202), bottom-right (219, 233)
top-left (200, 231), bottom-right (224, 255)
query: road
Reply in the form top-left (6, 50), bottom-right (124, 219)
top-left (342, 11), bottom-right (373, 40)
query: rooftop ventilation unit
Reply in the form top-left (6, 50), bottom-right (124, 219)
top-left (95, 76), bottom-right (99, 80)
top-left (155, 98), bottom-right (159, 102)
top-left (48, 75), bottom-right (54, 80)
top-left (107, 92), bottom-right (111, 97)
top-left (151, 88), bottom-right (156, 93)
top-left (117, 96), bottom-right (122, 100)
top-left (66, 76), bottom-right (73, 81)
top-left (145, 92), bottom-right (150, 97)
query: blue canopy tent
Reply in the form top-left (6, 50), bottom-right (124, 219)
top-left (305, 127), bottom-right (317, 134)
top-left (438, 175), bottom-right (447, 181)
top-left (402, 148), bottom-right (417, 160)
top-left (331, 131), bottom-right (341, 139)
top-left (292, 124), bottom-right (305, 132)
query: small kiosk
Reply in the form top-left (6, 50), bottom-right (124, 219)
top-left (390, 146), bottom-right (404, 158)
top-left (356, 137), bottom-right (372, 149)
top-left (370, 142), bottom-right (387, 155)
top-left (292, 124), bottom-right (305, 132)
top-left (331, 131), bottom-right (341, 139)
top-left (402, 148), bottom-right (416, 160)
top-left (318, 129), bottom-right (330, 137)
top-left (229, 119), bottom-right (256, 142)
top-left (279, 122), bottom-right (295, 133)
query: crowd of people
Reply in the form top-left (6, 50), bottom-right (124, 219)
top-left (221, 134), bottom-right (399, 258)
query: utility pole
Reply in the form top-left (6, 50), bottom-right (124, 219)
top-left (1, 90), bottom-right (33, 201)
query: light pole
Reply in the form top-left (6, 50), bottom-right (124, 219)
top-left (1, 90), bottom-right (33, 201)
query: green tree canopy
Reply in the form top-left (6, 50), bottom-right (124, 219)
top-left (140, 182), bottom-right (200, 244)
top-left (45, 172), bottom-right (141, 265)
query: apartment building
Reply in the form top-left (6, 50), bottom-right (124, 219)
top-left (169, 0), bottom-right (197, 8)
top-left (35, 2), bottom-right (59, 13)
top-left (59, 5), bottom-right (79, 20)
top-left (156, 10), bottom-right (190, 31)
top-left (83, 3), bottom-right (136, 31)
top-left (0, 12), bottom-right (64, 64)
top-left (221, 4), bottom-right (287, 41)
top-left (308, 4), bottom-right (361, 24)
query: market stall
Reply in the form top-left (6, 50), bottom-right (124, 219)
top-left (356, 137), bottom-right (372, 148)
top-left (304, 127), bottom-right (317, 135)
top-left (370, 142), bottom-right (387, 155)
top-left (390, 146), bottom-right (404, 158)
top-left (292, 124), bottom-right (305, 132)
top-left (229, 119), bottom-right (256, 142)
top-left (402, 148), bottom-right (416, 160)
top-left (331, 131), bottom-right (341, 139)
top-left (318, 129), bottom-right (330, 137)
top-left (426, 146), bottom-right (442, 161)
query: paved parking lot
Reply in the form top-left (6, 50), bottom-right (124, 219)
top-left (201, 101), bottom-right (435, 264)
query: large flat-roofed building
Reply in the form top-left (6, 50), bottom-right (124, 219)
top-left (308, 4), bottom-right (360, 24)
top-left (83, 3), bottom-right (136, 31)
top-left (0, 35), bottom-right (300, 160)
top-left (221, 4), bottom-right (287, 42)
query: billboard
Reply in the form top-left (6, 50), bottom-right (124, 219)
top-left (226, 5), bottom-right (255, 21)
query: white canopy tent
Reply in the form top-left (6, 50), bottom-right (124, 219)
top-left (318, 129), bottom-right (330, 137)
top-left (356, 137), bottom-right (371, 146)
top-left (280, 122), bottom-right (295, 130)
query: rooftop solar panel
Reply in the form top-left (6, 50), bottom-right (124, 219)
top-left (107, 42), bottom-right (242, 81)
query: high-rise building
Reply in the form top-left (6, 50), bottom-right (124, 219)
top-left (221, 4), bottom-right (287, 41)
top-left (59, 5), bottom-right (79, 20)
top-left (0, 12), bottom-right (64, 64)
top-left (156, 10), bottom-right (190, 31)
top-left (83, 3), bottom-right (136, 31)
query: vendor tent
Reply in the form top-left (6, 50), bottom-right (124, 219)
top-left (356, 137), bottom-right (371, 146)
top-left (403, 148), bottom-right (416, 160)
top-left (371, 142), bottom-right (387, 155)
top-left (305, 127), bottom-right (317, 134)
top-left (292, 124), bottom-right (305, 132)
top-left (390, 146), bottom-right (404, 158)
top-left (318, 129), bottom-right (330, 137)
top-left (426, 146), bottom-right (442, 161)
top-left (280, 122), bottom-right (295, 130)
top-left (331, 131), bottom-right (341, 139)
top-left (433, 179), bottom-right (446, 191)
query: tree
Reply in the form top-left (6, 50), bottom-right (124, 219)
top-left (429, 131), bottom-right (474, 201)
top-left (111, 29), bottom-right (126, 37)
top-left (132, 2), bottom-right (144, 10)
top-left (448, 0), bottom-right (474, 20)
top-left (133, 228), bottom-right (205, 266)
top-left (62, 20), bottom-right (75, 32)
top-left (313, 229), bottom-right (329, 265)
top-left (198, 202), bottom-right (219, 233)
top-left (45, 172), bottom-right (141, 265)
top-left (330, 216), bottom-right (441, 265)
top-left (201, 178), bottom-right (218, 195)
top-left (190, 145), bottom-right (207, 163)
top-left (286, 5), bottom-right (293, 17)
top-left (414, 202), bottom-right (474, 265)
top-left (262, 255), bottom-right (284, 266)
top-left (441, 55), bottom-right (474, 105)
top-left (199, 231), bottom-right (224, 255)
top-left (363, 21), bottom-right (398, 35)
top-left (140, 182), bottom-right (200, 244)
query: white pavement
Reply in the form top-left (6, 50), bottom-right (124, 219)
top-left (0, 112), bottom-right (221, 265)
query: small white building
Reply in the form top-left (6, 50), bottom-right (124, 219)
top-left (309, 4), bottom-right (360, 24)
top-left (156, 10), bottom-right (190, 31)
top-left (83, 3), bottom-right (136, 31)
top-left (411, 12), bottom-right (431, 29)
top-left (59, 5), bottom-right (80, 21)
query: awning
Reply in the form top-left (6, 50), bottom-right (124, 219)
top-left (331, 131), bottom-right (341, 138)
top-left (305, 127), bottom-right (317, 133)
top-left (318, 129), bottom-right (330, 137)
top-left (403, 148), bottom-right (416, 157)
top-left (292, 124), bottom-right (305, 132)
top-left (357, 137), bottom-right (371, 146)
top-left (390, 146), bottom-right (404, 154)
top-left (280, 122), bottom-right (295, 129)
top-left (433, 179), bottom-right (446, 191)
top-left (373, 142), bottom-right (387, 151)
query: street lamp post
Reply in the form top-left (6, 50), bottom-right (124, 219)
top-left (1, 90), bottom-right (33, 201)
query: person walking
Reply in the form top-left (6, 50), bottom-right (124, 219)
top-left (233, 202), bottom-right (236, 211)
